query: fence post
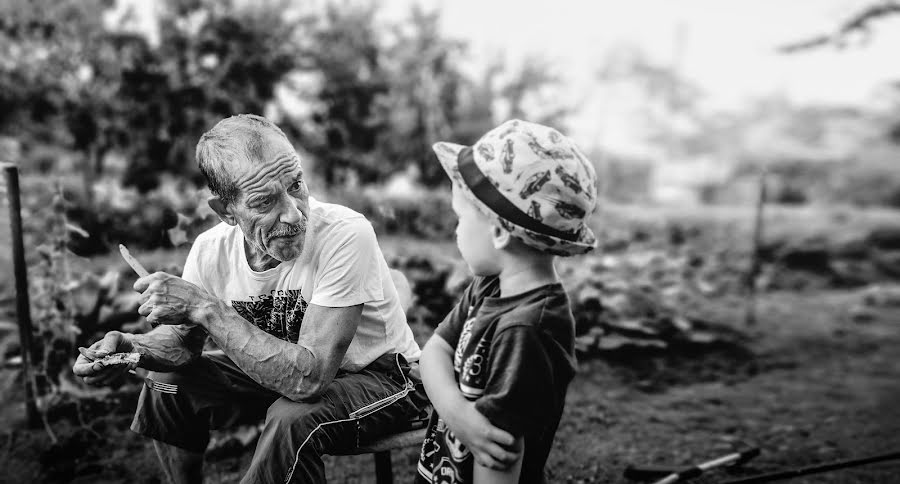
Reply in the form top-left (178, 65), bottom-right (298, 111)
top-left (744, 169), bottom-right (767, 327)
top-left (2, 162), bottom-right (39, 427)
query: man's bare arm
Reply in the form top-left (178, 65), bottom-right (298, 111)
top-left (134, 272), bottom-right (360, 401)
top-left (192, 298), bottom-right (361, 401)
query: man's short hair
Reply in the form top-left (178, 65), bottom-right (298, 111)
top-left (196, 114), bottom-right (291, 206)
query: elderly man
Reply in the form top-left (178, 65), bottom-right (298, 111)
top-left (72, 114), bottom-right (427, 483)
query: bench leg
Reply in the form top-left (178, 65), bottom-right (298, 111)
top-left (374, 450), bottom-right (393, 484)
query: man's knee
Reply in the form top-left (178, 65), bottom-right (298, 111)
top-left (266, 398), bottom-right (331, 428)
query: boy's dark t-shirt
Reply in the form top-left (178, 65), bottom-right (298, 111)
top-left (416, 276), bottom-right (577, 484)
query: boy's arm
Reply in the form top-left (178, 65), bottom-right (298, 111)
top-left (473, 436), bottom-right (524, 484)
top-left (420, 334), bottom-right (519, 469)
top-left (473, 326), bottom-right (557, 436)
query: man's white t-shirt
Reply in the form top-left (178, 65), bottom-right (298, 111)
top-left (182, 197), bottom-right (421, 371)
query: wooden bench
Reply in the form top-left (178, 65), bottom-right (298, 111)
top-left (332, 428), bottom-right (427, 484)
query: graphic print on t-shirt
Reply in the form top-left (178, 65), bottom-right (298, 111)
top-left (232, 289), bottom-right (306, 343)
top-left (453, 307), bottom-right (491, 399)
top-left (418, 417), bottom-right (471, 484)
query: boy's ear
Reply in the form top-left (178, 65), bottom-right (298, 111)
top-left (208, 197), bottom-right (237, 226)
top-left (491, 225), bottom-right (511, 250)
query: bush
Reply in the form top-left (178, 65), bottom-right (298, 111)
top-left (328, 188), bottom-right (456, 240)
top-left (59, 175), bottom-right (213, 255)
top-left (829, 159), bottom-right (900, 208)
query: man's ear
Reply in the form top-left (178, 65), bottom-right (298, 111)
top-left (208, 197), bottom-right (237, 226)
top-left (491, 225), bottom-right (511, 250)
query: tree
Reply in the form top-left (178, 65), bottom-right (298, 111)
top-left (778, 1), bottom-right (900, 145)
top-left (495, 55), bottom-right (570, 129)
top-left (290, 2), bottom-right (390, 186)
top-left (778, 2), bottom-right (900, 53)
top-left (595, 44), bottom-right (706, 160)
top-left (0, 0), bottom-right (310, 193)
top-left (376, 5), bottom-right (469, 186)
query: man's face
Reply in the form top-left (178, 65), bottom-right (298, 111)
top-left (227, 134), bottom-right (310, 266)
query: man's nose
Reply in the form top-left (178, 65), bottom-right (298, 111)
top-left (279, 195), bottom-right (304, 225)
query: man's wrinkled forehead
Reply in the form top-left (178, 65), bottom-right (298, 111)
top-left (226, 132), bottom-right (302, 172)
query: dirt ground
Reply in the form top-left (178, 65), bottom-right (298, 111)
top-left (1, 288), bottom-right (899, 483)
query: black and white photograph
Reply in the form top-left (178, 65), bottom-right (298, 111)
top-left (1, 1), bottom-right (900, 483)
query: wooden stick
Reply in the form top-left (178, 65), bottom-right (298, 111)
top-left (2, 163), bottom-right (40, 428)
top-left (118, 244), bottom-right (150, 277)
top-left (745, 169), bottom-right (767, 326)
top-left (119, 244), bottom-right (162, 331)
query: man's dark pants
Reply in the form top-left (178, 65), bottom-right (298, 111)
top-left (130, 352), bottom-right (429, 483)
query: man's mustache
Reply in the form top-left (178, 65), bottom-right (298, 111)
top-left (268, 222), bottom-right (305, 238)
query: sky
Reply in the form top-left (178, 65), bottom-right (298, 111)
top-left (377, 0), bottom-right (900, 154)
top-left (386, 0), bottom-right (900, 107)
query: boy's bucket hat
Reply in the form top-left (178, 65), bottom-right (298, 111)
top-left (433, 119), bottom-right (598, 256)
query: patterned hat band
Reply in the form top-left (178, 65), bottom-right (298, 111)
top-left (457, 146), bottom-right (579, 242)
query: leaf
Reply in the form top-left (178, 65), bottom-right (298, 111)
top-left (98, 270), bottom-right (120, 291)
top-left (672, 316), bottom-right (693, 332)
top-left (65, 223), bottom-right (89, 238)
top-left (606, 318), bottom-right (660, 336)
top-left (685, 331), bottom-right (720, 344)
top-left (597, 334), bottom-right (666, 351)
top-left (167, 213), bottom-right (193, 246)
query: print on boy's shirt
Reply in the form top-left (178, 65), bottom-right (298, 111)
top-left (418, 417), bottom-right (472, 484)
top-left (453, 308), bottom-right (491, 399)
top-left (231, 289), bottom-right (306, 343)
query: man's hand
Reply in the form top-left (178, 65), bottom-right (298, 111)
top-left (72, 331), bottom-right (135, 386)
top-left (444, 400), bottom-right (519, 470)
top-left (135, 272), bottom-right (218, 327)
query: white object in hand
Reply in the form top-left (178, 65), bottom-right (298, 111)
top-left (119, 244), bottom-right (150, 277)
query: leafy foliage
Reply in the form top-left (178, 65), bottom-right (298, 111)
top-left (1, 0), bottom-right (309, 191)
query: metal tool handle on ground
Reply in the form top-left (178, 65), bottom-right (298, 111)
top-left (649, 448), bottom-right (761, 484)
top-left (721, 450), bottom-right (900, 484)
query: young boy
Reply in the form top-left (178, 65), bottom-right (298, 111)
top-left (416, 120), bottom-right (598, 484)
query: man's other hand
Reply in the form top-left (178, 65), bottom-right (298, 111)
top-left (72, 331), bottom-right (135, 386)
top-left (135, 272), bottom-right (216, 327)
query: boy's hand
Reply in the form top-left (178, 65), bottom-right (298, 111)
top-left (446, 400), bottom-right (519, 470)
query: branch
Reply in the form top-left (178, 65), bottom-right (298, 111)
top-left (778, 2), bottom-right (900, 53)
